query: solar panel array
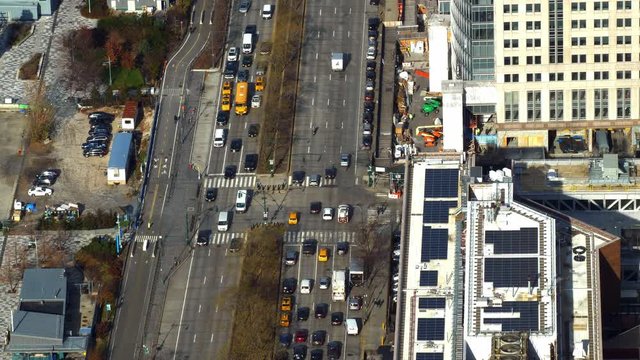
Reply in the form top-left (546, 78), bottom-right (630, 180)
top-left (424, 201), bottom-right (458, 223)
top-left (417, 318), bottom-right (445, 341)
top-left (421, 227), bottom-right (449, 262)
top-left (425, 168), bottom-right (459, 198)
top-left (418, 297), bottom-right (446, 309)
top-left (420, 270), bottom-right (438, 286)
top-left (485, 228), bottom-right (538, 254)
top-left (484, 258), bottom-right (539, 287)
top-left (416, 353), bottom-right (444, 360)
top-left (483, 301), bottom-right (540, 331)
top-left (484, 258), bottom-right (538, 287)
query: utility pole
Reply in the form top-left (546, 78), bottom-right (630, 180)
top-left (185, 212), bottom-right (189, 245)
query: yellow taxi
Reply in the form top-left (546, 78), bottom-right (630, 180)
top-left (255, 76), bottom-right (265, 92)
top-left (222, 81), bottom-right (232, 96)
top-left (281, 296), bottom-right (292, 311)
top-left (288, 211), bottom-right (298, 225)
top-left (318, 247), bottom-right (329, 262)
top-left (279, 312), bottom-right (290, 327)
top-left (221, 95), bottom-right (231, 111)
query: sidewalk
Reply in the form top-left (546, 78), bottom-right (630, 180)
top-left (191, 71), bottom-right (220, 176)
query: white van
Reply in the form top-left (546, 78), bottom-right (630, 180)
top-left (214, 128), bottom-right (226, 147)
top-left (262, 4), bottom-right (273, 19)
top-left (346, 318), bottom-right (359, 335)
top-left (235, 190), bottom-right (248, 213)
top-left (217, 211), bottom-right (230, 232)
top-left (242, 33), bottom-right (253, 54)
top-left (300, 279), bottom-right (311, 294)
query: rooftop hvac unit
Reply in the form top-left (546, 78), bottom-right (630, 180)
top-left (489, 332), bottom-right (529, 360)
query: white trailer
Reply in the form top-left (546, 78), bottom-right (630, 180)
top-left (331, 52), bottom-right (344, 71)
top-left (346, 318), bottom-right (360, 335)
top-left (332, 270), bottom-right (346, 301)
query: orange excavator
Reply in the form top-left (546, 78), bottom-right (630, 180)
top-left (416, 126), bottom-right (443, 147)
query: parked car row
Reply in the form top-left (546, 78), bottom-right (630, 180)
top-left (362, 18), bottom-right (380, 150)
top-left (82, 112), bottom-right (114, 158)
top-left (391, 232), bottom-right (401, 303)
top-left (28, 169), bottom-right (60, 197)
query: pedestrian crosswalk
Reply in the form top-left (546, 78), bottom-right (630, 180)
top-left (204, 175), bottom-right (256, 189)
top-left (135, 235), bottom-right (160, 243)
top-left (283, 231), bottom-right (356, 244)
top-left (209, 232), bottom-right (246, 245)
top-left (287, 176), bottom-right (337, 187)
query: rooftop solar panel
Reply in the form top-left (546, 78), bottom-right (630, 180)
top-left (418, 297), bottom-right (446, 309)
top-left (416, 353), bottom-right (444, 360)
top-left (417, 318), bottom-right (445, 341)
top-left (425, 168), bottom-right (459, 198)
top-left (424, 201), bottom-right (457, 223)
top-left (485, 228), bottom-right (538, 254)
top-left (420, 270), bottom-right (438, 286)
top-left (421, 227), bottom-right (448, 262)
top-left (483, 301), bottom-right (539, 331)
top-left (484, 258), bottom-right (538, 287)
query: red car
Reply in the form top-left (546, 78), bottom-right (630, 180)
top-left (364, 90), bottom-right (374, 102)
top-left (294, 329), bottom-right (308, 343)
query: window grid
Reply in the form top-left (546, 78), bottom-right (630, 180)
top-left (527, 91), bottom-right (541, 121)
top-left (594, 89), bottom-right (609, 119)
top-left (550, 90), bottom-right (564, 120)
top-left (572, 90), bottom-right (586, 120)
top-left (504, 92), bottom-right (519, 122)
top-left (617, 88), bottom-right (631, 119)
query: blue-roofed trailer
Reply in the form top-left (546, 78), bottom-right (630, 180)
top-left (107, 132), bottom-right (134, 185)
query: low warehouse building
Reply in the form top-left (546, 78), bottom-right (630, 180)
top-left (107, 132), bottom-right (134, 185)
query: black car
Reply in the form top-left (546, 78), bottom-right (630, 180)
top-left (230, 138), bottom-right (242, 152)
top-left (205, 187), bottom-right (217, 201)
top-left (324, 166), bottom-right (336, 179)
top-left (282, 278), bottom-right (297, 294)
top-left (279, 333), bottom-right (293, 348)
top-left (302, 239), bottom-right (317, 255)
top-left (310, 349), bottom-right (323, 360)
top-left (327, 341), bottom-right (341, 360)
top-left (87, 135), bottom-right (110, 142)
top-left (196, 229), bottom-right (211, 246)
top-left (81, 142), bottom-right (107, 150)
top-left (366, 70), bottom-right (376, 81)
top-left (248, 124), bottom-right (259, 137)
top-left (244, 24), bottom-right (257, 35)
top-left (363, 112), bottom-right (373, 124)
top-left (368, 17), bottom-right (380, 30)
top-left (336, 241), bottom-right (349, 255)
top-left (297, 306), bottom-right (310, 321)
top-left (331, 312), bottom-right (344, 326)
top-left (224, 165), bottom-right (237, 179)
top-left (216, 111), bottom-right (229, 126)
top-left (293, 345), bottom-right (307, 360)
top-left (237, 69), bottom-right (249, 82)
top-left (366, 60), bottom-right (376, 71)
top-left (88, 111), bottom-right (112, 120)
top-left (244, 153), bottom-right (258, 171)
top-left (89, 118), bottom-right (112, 128)
top-left (310, 201), bottom-right (322, 214)
top-left (292, 171), bottom-right (305, 185)
top-left (362, 135), bottom-right (372, 149)
top-left (89, 128), bottom-right (111, 137)
top-left (314, 303), bottom-right (328, 319)
top-left (223, 61), bottom-right (237, 79)
top-left (370, 0), bottom-right (379, 5)
top-left (368, 29), bottom-right (378, 40)
top-left (364, 101), bottom-right (375, 113)
top-left (83, 148), bottom-right (107, 157)
top-left (33, 179), bottom-right (52, 187)
top-left (311, 330), bottom-right (326, 346)
top-left (241, 54), bottom-right (253, 67)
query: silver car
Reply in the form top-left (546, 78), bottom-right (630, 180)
top-left (319, 276), bottom-right (330, 289)
top-left (239, 0), bottom-right (251, 13)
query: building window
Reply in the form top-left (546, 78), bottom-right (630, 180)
top-left (617, 1), bottom-right (632, 10)
top-left (616, 53), bottom-right (632, 62)
top-left (504, 22), bottom-right (519, 31)
top-left (527, 91), bottom-right (541, 121)
top-left (617, 88), bottom-right (631, 119)
top-left (504, 74), bottom-right (520, 83)
top-left (594, 36), bottom-right (609, 45)
top-left (503, 4), bottom-right (518, 13)
top-left (594, 19), bottom-right (609, 28)
top-left (571, 72), bottom-right (587, 80)
top-left (571, 54), bottom-right (587, 63)
top-left (526, 38), bottom-right (541, 48)
top-left (526, 73), bottom-right (542, 82)
top-left (526, 3), bottom-right (541, 12)
top-left (595, 1), bottom-right (609, 10)
top-left (572, 90), bottom-right (586, 120)
top-left (526, 21), bottom-right (542, 30)
top-left (571, 37), bottom-right (586, 46)
top-left (571, 2), bottom-right (586, 11)
top-left (504, 92), bottom-right (519, 122)
top-left (550, 73), bottom-right (564, 81)
top-left (571, 19), bottom-right (587, 28)
top-left (594, 89), bottom-right (609, 119)
top-left (617, 18), bottom-right (632, 27)
top-left (594, 54), bottom-right (609, 63)
top-left (616, 70), bottom-right (632, 79)
top-left (617, 35), bottom-right (632, 44)
top-left (550, 90), bottom-right (564, 120)
top-left (594, 71), bottom-right (609, 80)
top-left (526, 56), bottom-right (541, 64)
top-left (504, 39), bottom-right (519, 48)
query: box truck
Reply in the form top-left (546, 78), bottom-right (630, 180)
top-left (332, 270), bottom-right (346, 301)
top-left (331, 52), bottom-right (344, 71)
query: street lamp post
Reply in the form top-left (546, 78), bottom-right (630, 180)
top-left (103, 57), bottom-right (112, 86)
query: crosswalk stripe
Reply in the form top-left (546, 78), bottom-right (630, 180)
top-left (135, 235), bottom-right (159, 243)
top-left (203, 175), bottom-right (256, 189)
top-left (282, 231), bottom-right (357, 244)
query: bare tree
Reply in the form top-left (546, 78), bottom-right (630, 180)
top-left (25, 81), bottom-right (56, 143)
top-left (0, 242), bottom-right (28, 293)
top-left (354, 220), bottom-right (388, 280)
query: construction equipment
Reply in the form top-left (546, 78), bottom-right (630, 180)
top-left (417, 126), bottom-right (443, 147)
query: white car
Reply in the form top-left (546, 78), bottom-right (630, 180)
top-left (28, 186), bottom-right (53, 197)
top-left (251, 94), bottom-right (262, 108)
top-left (366, 46), bottom-right (376, 60)
top-left (227, 47), bottom-right (239, 62)
top-left (322, 207), bottom-right (334, 221)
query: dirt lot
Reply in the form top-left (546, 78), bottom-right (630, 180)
top-left (0, 112), bottom-right (29, 219)
top-left (15, 106), bottom-right (154, 228)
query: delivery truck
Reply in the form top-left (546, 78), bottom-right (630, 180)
top-left (349, 257), bottom-right (364, 287)
top-left (332, 270), bottom-right (346, 301)
top-left (331, 52), bottom-right (344, 71)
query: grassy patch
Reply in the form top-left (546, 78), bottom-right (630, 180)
top-left (256, 0), bottom-right (305, 174)
top-left (112, 68), bottom-right (145, 89)
top-left (7, 22), bottom-right (33, 47)
top-left (228, 224), bottom-right (285, 359)
top-left (18, 53), bottom-right (42, 80)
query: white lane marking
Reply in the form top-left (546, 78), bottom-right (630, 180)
top-left (220, 275), bottom-right (224, 284)
top-left (327, 98), bottom-right (330, 106)
top-left (341, 122), bottom-right (344, 129)
top-left (307, 146), bottom-right (311, 153)
top-left (345, 74), bottom-right (348, 82)
top-left (193, 334), bottom-right (197, 343)
top-left (215, 305), bottom-right (219, 313)
top-left (333, 30), bottom-right (335, 37)
top-left (198, 304), bottom-right (202, 313)
top-left (329, 74), bottom-right (332, 81)
top-left (314, 76), bottom-right (317, 83)
top-left (207, 248), bottom-right (211, 257)
top-left (348, 31), bottom-right (351, 38)
top-left (325, 121), bottom-right (328, 128)
top-left (319, 9), bottom-right (322, 16)
top-left (317, 31), bottom-right (320, 38)
top-left (312, 98), bottom-right (315, 106)
top-left (349, 7), bottom-right (352, 14)
top-left (335, 7), bottom-right (337, 14)
top-left (316, 53), bottom-right (318, 60)
top-left (343, 99), bottom-right (346, 106)
top-left (203, 276), bottom-right (207, 285)
top-left (310, 122), bottom-right (313, 129)
top-left (172, 253), bottom-right (195, 360)
top-left (210, 333), bottom-right (214, 343)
